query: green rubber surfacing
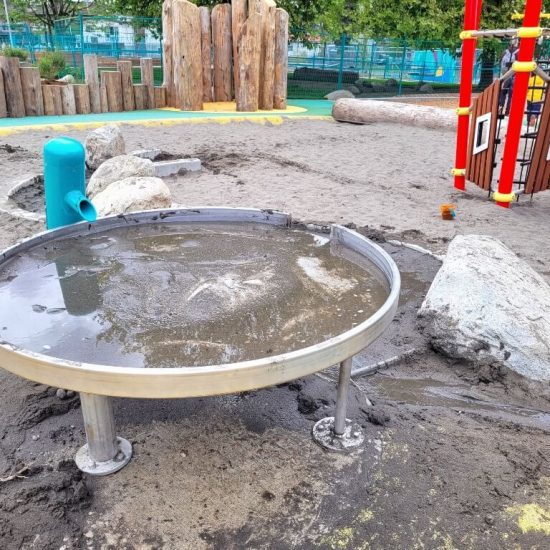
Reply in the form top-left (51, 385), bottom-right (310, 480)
top-left (0, 100), bottom-right (333, 130)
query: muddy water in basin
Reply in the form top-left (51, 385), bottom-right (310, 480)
top-left (0, 223), bottom-right (388, 368)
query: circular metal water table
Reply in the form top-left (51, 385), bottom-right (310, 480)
top-left (0, 208), bottom-right (400, 475)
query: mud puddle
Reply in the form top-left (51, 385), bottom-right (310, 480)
top-left (367, 375), bottom-right (550, 430)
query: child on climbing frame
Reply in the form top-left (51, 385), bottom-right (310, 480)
top-left (526, 73), bottom-right (545, 127)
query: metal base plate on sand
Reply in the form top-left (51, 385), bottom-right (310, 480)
top-left (312, 417), bottom-right (365, 452)
top-left (75, 437), bottom-right (133, 476)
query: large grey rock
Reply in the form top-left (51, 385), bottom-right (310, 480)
top-left (419, 235), bottom-right (550, 381)
top-left (325, 89), bottom-right (355, 101)
top-left (85, 125), bottom-right (125, 170)
top-left (93, 177), bottom-right (172, 217)
top-left (87, 155), bottom-right (155, 198)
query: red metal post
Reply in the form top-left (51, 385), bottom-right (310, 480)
top-left (453, 0), bottom-right (483, 190)
top-left (495, 0), bottom-right (543, 208)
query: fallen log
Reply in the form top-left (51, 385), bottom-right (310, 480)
top-left (332, 99), bottom-right (457, 131)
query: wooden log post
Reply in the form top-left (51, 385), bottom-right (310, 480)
top-left (50, 85), bottom-right (64, 116)
top-left (42, 85), bottom-right (55, 116)
top-left (259, 1), bottom-right (276, 110)
top-left (0, 71), bottom-right (7, 118)
top-left (248, 0), bottom-right (261, 16)
top-left (101, 71), bottom-right (124, 112)
top-left (74, 84), bottom-right (91, 114)
top-left (140, 58), bottom-right (155, 109)
top-left (20, 67), bottom-right (44, 116)
top-left (117, 60), bottom-right (135, 111)
top-left (211, 4), bottom-right (233, 102)
top-left (162, 0), bottom-right (175, 107)
top-left (232, 0), bottom-right (247, 98)
top-left (199, 6), bottom-right (214, 103)
top-left (155, 86), bottom-right (167, 108)
top-left (273, 8), bottom-right (289, 110)
top-left (83, 54), bottom-right (101, 114)
top-left (236, 12), bottom-right (262, 112)
top-left (134, 84), bottom-right (147, 110)
top-left (60, 84), bottom-right (77, 115)
top-left (172, 0), bottom-right (203, 111)
top-left (0, 57), bottom-right (25, 117)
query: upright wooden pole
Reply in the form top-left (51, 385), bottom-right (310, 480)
top-left (74, 84), bottom-right (91, 114)
top-left (453, 0), bottom-right (483, 190)
top-left (248, 0), bottom-right (261, 16)
top-left (259, 1), bottom-right (276, 110)
top-left (20, 67), bottom-right (44, 116)
top-left (162, 0), bottom-right (176, 106)
top-left (212, 3), bottom-right (233, 102)
top-left (101, 71), bottom-right (124, 112)
top-left (133, 84), bottom-right (147, 110)
top-left (172, 0), bottom-right (203, 110)
top-left (155, 86), bottom-right (167, 108)
top-left (0, 57), bottom-right (25, 117)
top-left (273, 8), bottom-right (289, 110)
top-left (236, 12), bottom-right (262, 112)
top-left (140, 58), bottom-right (155, 110)
top-left (199, 6), bottom-right (214, 103)
top-left (495, 0), bottom-right (543, 207)
top-left (0, 71), bottom-right (7, 118)
top-left (232, 0), bottom-right (247, 98)
top-left (42, 85), bottom-right (55, 116)
top-left (83, 54), bottom-right (101, 114)
top-left (50, 85), bottom-right (64, 116)
top-left (117, 60), bottom-right (135, 111)
top-left (60, 84), bottom-right (77, 115)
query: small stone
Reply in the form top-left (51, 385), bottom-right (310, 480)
top-left (485, 514), bottom-right (494, 526)
top-left (85, 125), bottom-right (125, 170)
top-left (31, 434), bottom-right (40, 441)
top-left (56, 388), bottom-right (67, 400)
top-left (66, 390), bottom-right (75, 398)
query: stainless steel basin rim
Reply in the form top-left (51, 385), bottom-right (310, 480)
top-left (0, 207), bottom-right (400, 399)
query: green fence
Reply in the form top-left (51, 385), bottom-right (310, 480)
top-left (2, 16), bottom-right (547, 100)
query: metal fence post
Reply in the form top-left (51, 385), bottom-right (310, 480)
top-left (337, 33), bottom-right (347, 90)
top-left (79, 14), bottom-right (85, 67)
top-left (398, 41), bottom-right (407, 95)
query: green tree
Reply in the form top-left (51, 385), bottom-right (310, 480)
top-left (111, 0), bottom-right (326, 39)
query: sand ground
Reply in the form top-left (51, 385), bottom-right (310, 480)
top-left (0, 118), bottom-right (549, 549)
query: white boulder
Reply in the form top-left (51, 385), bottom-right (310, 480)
top-left (93, 177), bottom-right (172, 217)
top-left (87, 155), bottom-right (155, 198)
top-left (85, 124), bottom-right (125, 170)
top-left (419, 235), bottom-right (550, 381)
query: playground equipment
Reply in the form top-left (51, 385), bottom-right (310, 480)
top-left (0, 199), bottom-right (399, 474)
top-left (162, 0), bottom-right (289, 112)
top-left (43, 138), bottom-right (96, 229)
top-left (453, 0), bottom-right (550, 207)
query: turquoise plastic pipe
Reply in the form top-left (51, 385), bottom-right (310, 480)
top-left (44, 137), bottom-right (97, 229)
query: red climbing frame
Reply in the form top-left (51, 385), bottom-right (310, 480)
top-left (454, 0), bottom-right (483, 191)
top-left (495, 0), bottom-right (543, 207)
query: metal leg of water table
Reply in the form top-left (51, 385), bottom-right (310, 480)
top-left (75, 393), bottom-right (132, 475)
top-left (312, 357), bottom-right (365, 452)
